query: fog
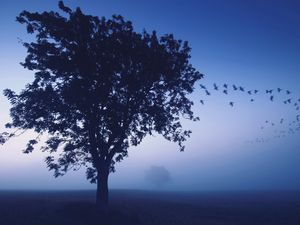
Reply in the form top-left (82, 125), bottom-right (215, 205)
top-left (0, 0), bottom-right (300, 191)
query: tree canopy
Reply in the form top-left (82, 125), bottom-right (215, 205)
top-left (1, 1), bottom-right (202, 207)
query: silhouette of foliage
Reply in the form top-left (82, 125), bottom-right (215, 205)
top-left (1, 1), bottom-right (202, 209)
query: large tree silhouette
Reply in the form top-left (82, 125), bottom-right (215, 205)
top-left (1, 2), bottom-right (202, 210)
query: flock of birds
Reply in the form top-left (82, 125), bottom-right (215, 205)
top-left (198, 82), bottom-right (300, 144)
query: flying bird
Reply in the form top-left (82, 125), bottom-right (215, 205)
top-left (197, 82), bottom-right (297, 141)
top-left (58, 1), bottom-right (72, 14)
top-left (213, 83), bottom-right (218, 90)
top-left (266, 89), bottom-right (273, 94)
top-left (200, 84), bottom-right (206, 89)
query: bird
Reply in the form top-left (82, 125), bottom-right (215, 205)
top-left (58, 1), bottom-right (72, 14)
top-left (266, 89), bottom-right (273, 94)
top-left (197, 83), bottom-right (297, 138)
top-left (213, 83), bottom-right (218, 90)
top-left (200, 84), bottom-right (206, 89)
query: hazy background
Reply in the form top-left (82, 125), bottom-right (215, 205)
top-left (0, 0), bottom-right (299, 191)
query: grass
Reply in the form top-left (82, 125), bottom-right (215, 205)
top-left (0, 190), bottom-right (299, 225)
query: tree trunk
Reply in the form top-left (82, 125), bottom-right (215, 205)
top-left (96, 168), bottom-right (109, 213)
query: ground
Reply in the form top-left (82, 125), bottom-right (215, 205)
top-left (0, 190), bottom-right (299, 225)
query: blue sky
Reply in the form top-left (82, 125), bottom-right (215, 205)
top-left (0, 0), bottom-right (299, 190)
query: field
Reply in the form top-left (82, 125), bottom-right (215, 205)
top-left (0, 190), bottom-right (299, 225)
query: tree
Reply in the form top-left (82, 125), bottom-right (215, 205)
top-left (1, 1), bottom-right (202, 210)
top-left (145, 166), bottom-right (171, 188)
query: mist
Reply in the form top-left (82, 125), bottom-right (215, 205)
top-left (0, 0), bottom-right (300, 192)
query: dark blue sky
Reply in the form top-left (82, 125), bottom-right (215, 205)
top-left (0, 0), bottom-right (299, 190)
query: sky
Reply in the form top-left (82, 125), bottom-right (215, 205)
top-left (0, 0), bottom-right (300, 191)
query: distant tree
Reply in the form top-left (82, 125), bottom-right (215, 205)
top-left (145, 166), bottom-right (171, 188)
top-left (1, 1), bottom-right (202, 211)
